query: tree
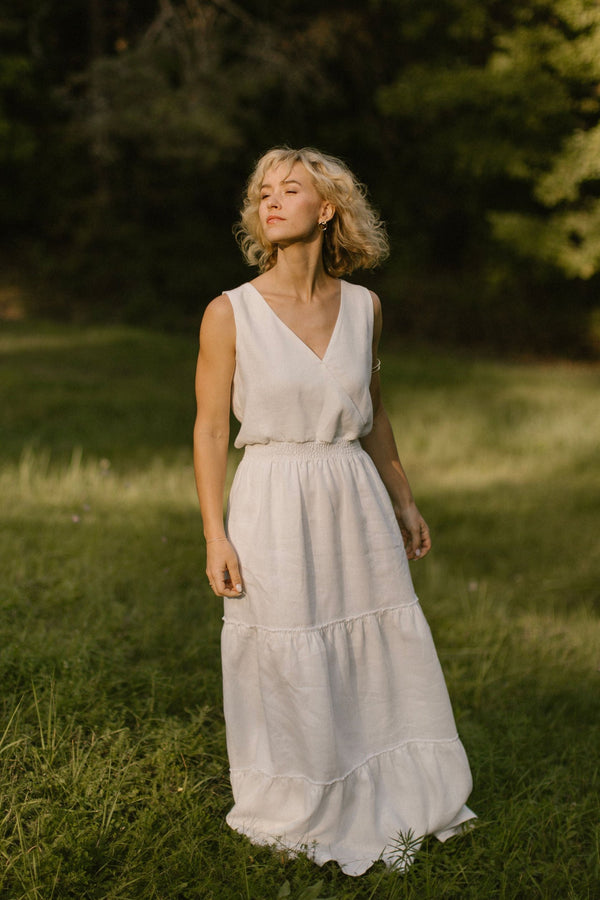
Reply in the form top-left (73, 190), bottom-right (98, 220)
top-left (379, 0), bottom-right (600, 280)
top-left (29, 0), bottom-right (385, 319)
top-left (2, 0), bottom-right (599, 352)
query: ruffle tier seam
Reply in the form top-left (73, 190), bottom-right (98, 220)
top-left (229, 734), bottom-right (461, 787)
top-left (222, 598), bottom-right (419, 633)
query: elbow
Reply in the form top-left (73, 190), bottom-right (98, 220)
top-left (193, 419), bottom-right (230, 446)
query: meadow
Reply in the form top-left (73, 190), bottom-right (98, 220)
top-left (1, 321), bottom-right (599, 899)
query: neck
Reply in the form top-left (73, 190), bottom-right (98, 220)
top-left (268, 239), bottom-right (332, 301)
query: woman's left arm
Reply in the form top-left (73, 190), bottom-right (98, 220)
top-left (359, 292), bottom-right (431, 561)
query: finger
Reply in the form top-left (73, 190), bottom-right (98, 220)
top-left (222, 575), bottom-right (244, 596)
top-left (405, 531), bottom-right (422, 560)
top-left (399, 526), bottom-right (411, 551)
top-left (420, 527), bottom-right (432, 556)
top-left (408, 528), bottom-right (422, 559)
top-left (215, 564), bottom-right (244, 597)
top-left (207, 576), bottom-right (221, 597)
top-left (207, 541), bottom-right (244, 596)
top-left (212, 565), bottom-right (229, 595)
top-left (218, 548), bottom-right (244, 595)
top-left (225, 559), bottom-right (243, 595)
top-left (206, 565), bottom-right (225, 597)
top-left (413, 524), bottom-right (431, 560)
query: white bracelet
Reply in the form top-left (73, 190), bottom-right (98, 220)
top-left (371, 358), bottom-right (381, 373)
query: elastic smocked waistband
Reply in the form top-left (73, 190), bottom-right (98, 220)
top-left (243, 440), bottom-right (362, 459)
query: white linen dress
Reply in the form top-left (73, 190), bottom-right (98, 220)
top-left (221, 280), bottom-right (475, 876)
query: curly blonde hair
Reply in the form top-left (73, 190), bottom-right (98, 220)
top-left (235, 147), bottom-right (389, 276)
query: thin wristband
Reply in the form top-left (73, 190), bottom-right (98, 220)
top-left (206, 537), bottom-right (228, 544)
top-left (371, 358), bottom-right (381, 373)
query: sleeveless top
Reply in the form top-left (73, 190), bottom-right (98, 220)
top-left (224, 280), bottom-right (375, 449)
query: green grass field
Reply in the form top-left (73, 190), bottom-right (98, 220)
top-left (1, 321), bottom-right (599, 899)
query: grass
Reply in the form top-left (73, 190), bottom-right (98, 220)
top-left (1, 319), bottom-right (599, 899)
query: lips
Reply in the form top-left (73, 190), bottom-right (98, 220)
top-left (266, 216), bottom-right (284, 224)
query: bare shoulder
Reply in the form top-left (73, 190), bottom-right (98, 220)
top-left (365, 289), bottom-right (383, 354)
top-left (367, 290), bottom-right (383, 338)
top-left (367, 289), bottom-right (382, 317)
top-left (200, 293), bottom-right (234, 333)
top-left (199, 294), bottom-right (236, 358)
top-left (202, 293), bottom-right (234, 325)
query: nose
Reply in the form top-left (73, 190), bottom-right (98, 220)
top-left (267, 193), bottom-right (281, 209)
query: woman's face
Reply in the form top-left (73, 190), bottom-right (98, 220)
top-left (258, 161), bottom-right (331, 246)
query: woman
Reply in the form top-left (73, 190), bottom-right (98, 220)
top-left (193, 147), bottom-right (475, 876)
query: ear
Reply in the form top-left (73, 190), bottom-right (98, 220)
top-left (320, 201), bottom-right (335, 224)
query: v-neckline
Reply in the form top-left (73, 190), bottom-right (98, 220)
top-left (247, 281), bottom-right (344, 363)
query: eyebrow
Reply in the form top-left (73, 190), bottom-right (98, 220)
top-left (260, 178), bottom-right (302, 190)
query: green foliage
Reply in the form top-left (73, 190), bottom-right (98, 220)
top-left (1, 323), bottom-right (600, 896)
top-left (72, 8), bottom-right (246, 167)
top-left (380, 0), bottom-right (600, 282)
top-left (13, 0), bottom-right (361, 320)
top-left (2, 1), bottom-right (600, 352)
top-left (491, 120), bottom-right (600, 279)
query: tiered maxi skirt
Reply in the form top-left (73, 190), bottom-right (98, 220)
top-left (222, 440), bottom-right (475, 876)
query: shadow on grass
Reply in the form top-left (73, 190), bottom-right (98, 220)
top-left (2, 325), bottom-right (599, 897)
top-left (0, 324), bottom-right (199, 465)
top-left (1, 506), bottom-right (223, 719)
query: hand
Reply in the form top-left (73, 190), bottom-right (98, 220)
top-left (205, 538), bottom-right (244, 597)
top-left (395, 502), bottom-right (432, 561)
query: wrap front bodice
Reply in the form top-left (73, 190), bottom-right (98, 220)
top-left (224, 280), bottom-right (374, 448)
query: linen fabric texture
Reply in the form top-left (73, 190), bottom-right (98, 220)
top-left (221, 280), bottom-right (475, 876)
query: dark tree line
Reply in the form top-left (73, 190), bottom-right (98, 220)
top-left (2, 0), bottom-right (600, 354)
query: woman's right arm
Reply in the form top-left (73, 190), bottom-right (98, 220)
top-left (193, 294), bottom-right (243, 597)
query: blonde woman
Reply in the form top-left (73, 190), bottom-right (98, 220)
top-left (193, 147), bottom-right (475, 876)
